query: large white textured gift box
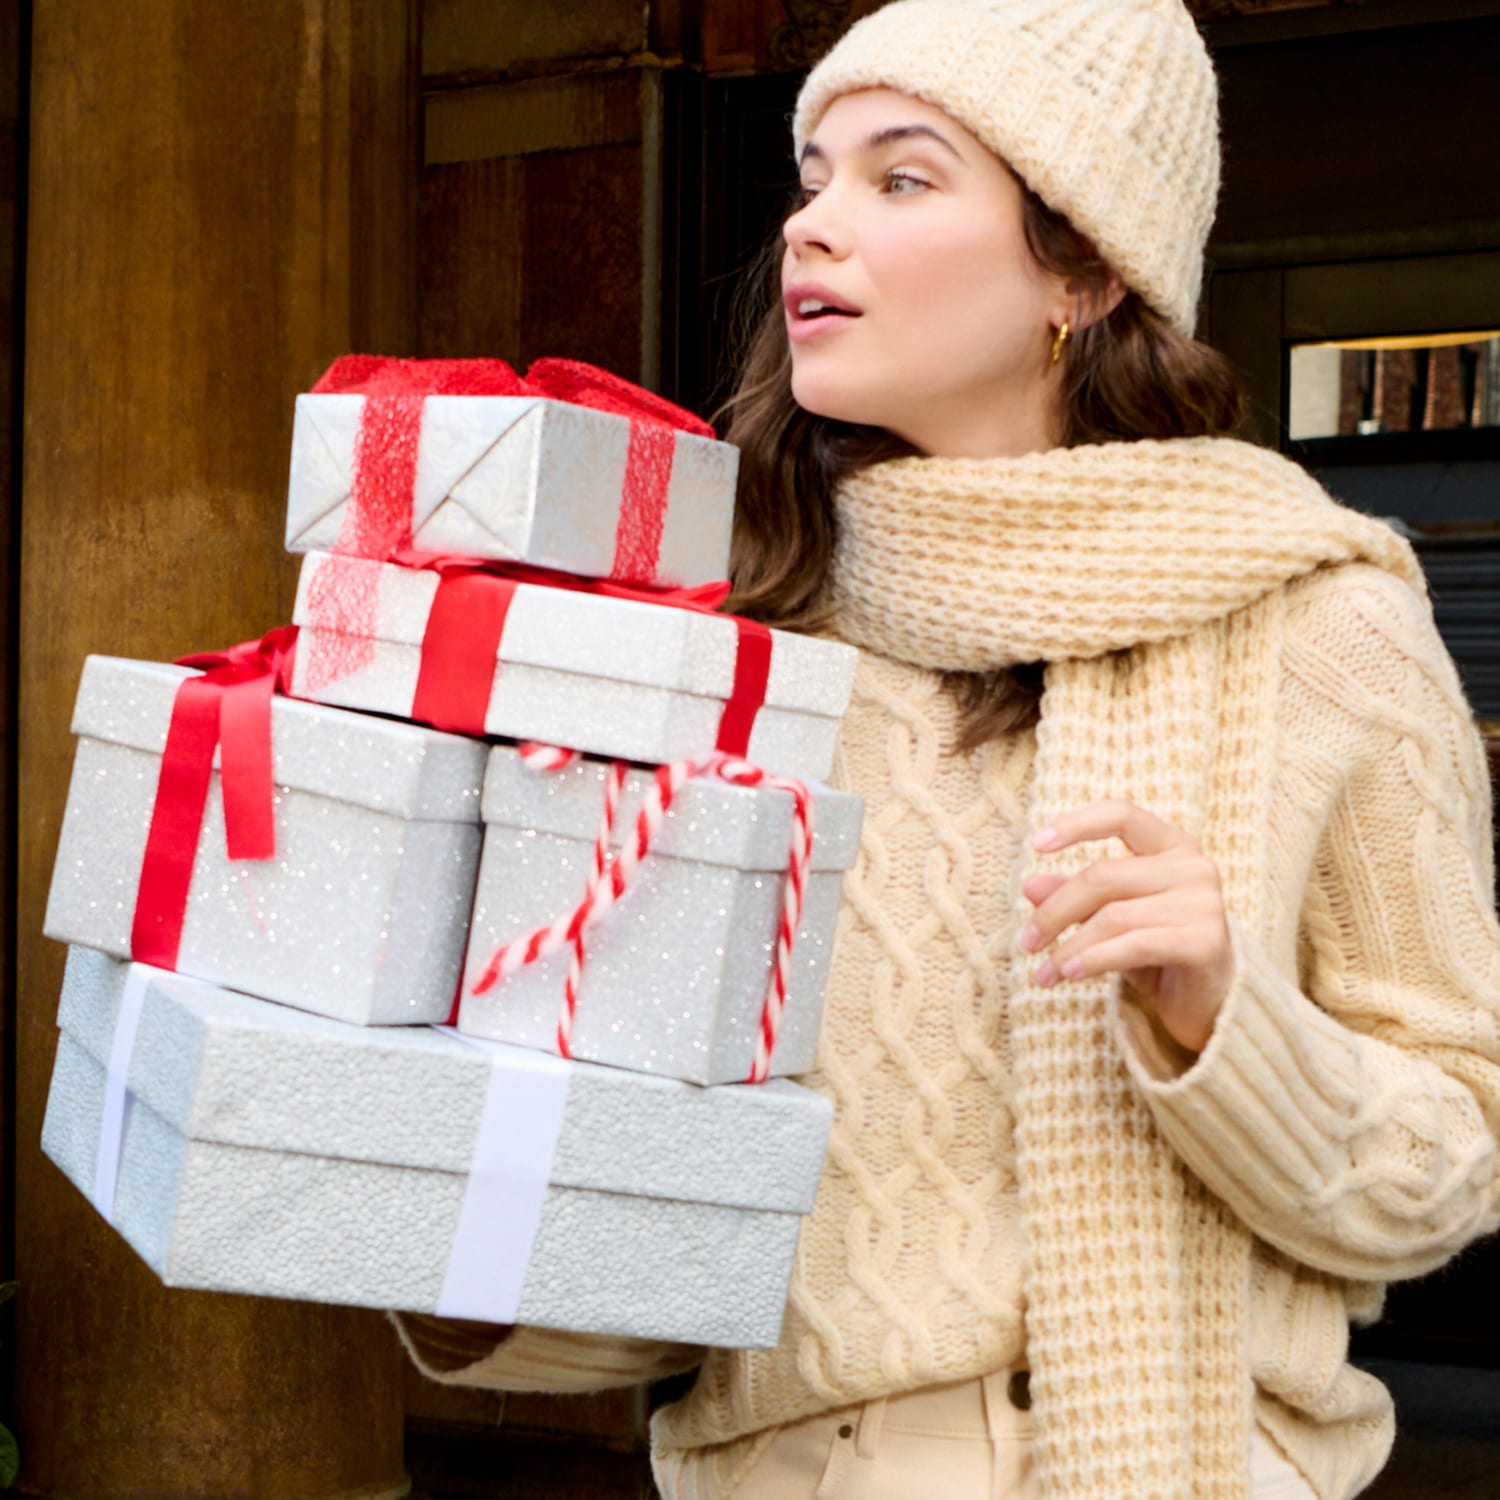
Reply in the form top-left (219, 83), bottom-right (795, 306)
top-left (291, 551), bottom-right (859, 780)
top-left (44, 655), bottom-right (486, 1025)
top-left (457, 747), bottom-right (863, 1085)
top-left (43, 947), bottom-right (833, 1347)
top-left (285, 383), bottom-right (736, 586)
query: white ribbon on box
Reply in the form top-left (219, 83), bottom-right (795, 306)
top-left (434, 1028), bottom-right (572, 1322)
top-left (89, 976), bottom-right (569, 1321)
top-left (92, 962), bottom-right (167, 1224)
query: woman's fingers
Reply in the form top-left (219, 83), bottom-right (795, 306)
top-left (1021, 799), bottom-right (1234, 1051)
top-left (1020, 871), bottom-right (1068, 907)
top-left (1032, 798), bottom-right (1193, 859)
top-left (1032, 891), bottom-right (1215, 986)
top-left (1021, 849), bottom-right (1196, 954)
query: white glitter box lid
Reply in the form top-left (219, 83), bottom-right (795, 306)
top-left (44, 656), bottom-right (487, 1027)
top-left (290, 553), bottom-right (858, 780)
top-left (68, 655), bottom-right (487, 819)
top-left (44, 946), bottom-right (832, 1343)
top-left (480, 748), bottom-right (863, 872)
top-left (50, 947), bottom-right (832, 1213)
top-left (285, 393), bottom-right (738, 588)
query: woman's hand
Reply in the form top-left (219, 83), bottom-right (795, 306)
top-left (1020, 798), bottom-right (1233, 1055)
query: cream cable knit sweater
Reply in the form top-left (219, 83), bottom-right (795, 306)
top-left (394, 439), bottom-right (1500, 1500)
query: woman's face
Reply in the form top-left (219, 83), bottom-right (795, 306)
top-left (783, 89), bottom-right (1071, 458)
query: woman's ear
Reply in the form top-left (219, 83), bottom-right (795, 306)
top-left (1072, 269), bottom-right (1129, 332)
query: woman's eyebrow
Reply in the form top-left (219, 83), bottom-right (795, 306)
top-left (800, 123), bottom-right (964, 166)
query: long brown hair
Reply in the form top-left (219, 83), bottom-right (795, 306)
top-left (719, 181), bottom-right (1245, 749)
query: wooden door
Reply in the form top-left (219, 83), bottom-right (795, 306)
top-left (9, 2), bottom-right (418, 1492)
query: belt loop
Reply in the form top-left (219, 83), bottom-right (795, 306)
top-left (855, 1395), bottom-right (887, 1459)
top-left (980, 1371), bottom-right (1006, 1445)
top-left (981, 1368), bottom-right (1032, 1442)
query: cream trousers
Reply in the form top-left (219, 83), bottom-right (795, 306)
top-left (724, 1371), bottom-right (1318, 1499)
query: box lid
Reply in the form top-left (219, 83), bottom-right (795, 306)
top-left (72, 656), bottom-right (486, 823)
top-left (58, 946), bottom-right (832, 1216)
top-left (292, 552), bottom-right (858, 718)
top-left (481, 747), bottom-right (863, 872)
top-left (288, 393), bottom-right (543, 554)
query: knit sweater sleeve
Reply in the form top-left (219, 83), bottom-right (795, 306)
top-left (389, 1311), bottom-right (704, 1394)
top-left (1118, 564), bottom-right (1500, 1280)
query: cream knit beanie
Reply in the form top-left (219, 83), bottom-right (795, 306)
top-left (791, 0), bottom-right (1220, 335)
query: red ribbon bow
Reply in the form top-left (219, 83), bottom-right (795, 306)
top-left (129, 625), bottom-right (300, 971)
top-left (398, 555), bottom-right (773, 758)
top-left (313, 354), bottom-right (714, 436)
top-left (311, 355), bottom-right (715, 583)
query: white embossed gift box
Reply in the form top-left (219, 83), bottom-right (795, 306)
top-left (290, 551), bottom-right (859, 781)
top-left (43, 655), bottom-right (486, 1026)
top-left (43, 946), bottom-right (833, 1348)
top-left (455, 747), bottom-right (863, 1085)
top-left (285, 355), bottom-right (737, 587)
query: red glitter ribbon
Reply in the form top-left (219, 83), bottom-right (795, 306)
top-left (129, 626), bottom-right (299, 971)
top-left (396, 555), bottom-right (773, 755)
top-left (310, 355), bottom-right (715, 580)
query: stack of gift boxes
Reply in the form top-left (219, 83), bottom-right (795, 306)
top-left (39, 356), bottom-right (863, 1350)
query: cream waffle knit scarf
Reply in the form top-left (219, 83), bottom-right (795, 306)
top-left (830, 436), bottom-right (1422, 1500)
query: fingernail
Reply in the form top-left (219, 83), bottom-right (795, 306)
top-left (1021, 923), bottom-right (1041, 951)
top-left (1032, 826), bottom-right (1059, 850)
top-left (1036, 959), bottom-right (1056, 987)
top-left (1061, 957), bottom-right (1083, 979)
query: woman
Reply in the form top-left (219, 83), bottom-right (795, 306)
top-left (396, 3), bottom-right (1500, 1496)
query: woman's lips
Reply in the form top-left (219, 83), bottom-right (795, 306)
top-left (780, 282), bottom-right (864, 343)
top-left (784, 282), bottom-right (863, 343)
top-left (787, 308), bottom-right (861, 344)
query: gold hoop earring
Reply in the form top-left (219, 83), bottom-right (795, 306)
top-left (1050, 319), bottom-right (1071, 365)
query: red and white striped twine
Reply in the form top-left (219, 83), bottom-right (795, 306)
top-left (516, 741), bottom-right (578, 774)
top-left (469, 745), bottom-right (815, 1083)
top-left (558, 756), bottom-right (625, 1057)
top-left (711, 756), bottom-right (815, 1083)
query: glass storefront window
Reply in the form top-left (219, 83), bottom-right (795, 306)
top-left (1288, 332), bottom-right (1500, 442)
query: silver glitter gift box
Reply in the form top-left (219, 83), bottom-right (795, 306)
top-left (457, 747), bottom-right (863, 1085)
top-left (43, 656), bottom-right (487, 1026)
top-left (285, 392), bottom-right (737, 586)
top-left (43, 946), bottom-right (833, 1347)
top-left (290, 551), bottom-right (859, 780)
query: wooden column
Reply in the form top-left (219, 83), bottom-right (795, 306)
top-left (13, 1), bottom-right (417, 1494)
top-left (0, 2), bottom-right (23, 1430)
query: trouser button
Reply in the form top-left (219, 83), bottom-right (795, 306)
top-left (1007, 1370), bottom-right (1032, 1412)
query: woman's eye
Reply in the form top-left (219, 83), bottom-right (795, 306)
top-left (795, 183), bottom-right (822, 208)
top-left (884, 171), bottom-right (928, 195)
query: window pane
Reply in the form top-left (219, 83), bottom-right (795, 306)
top-left (1288, 332), bottom-right (1500, 441)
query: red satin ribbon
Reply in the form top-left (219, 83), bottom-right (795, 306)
top-left (311, 355), bottom-right (715, 584)
top-left (129, 626), bottom-right (299, 971)
top-left (399, 556), bottom-right (772, 754)
top-left (718, 620), bottom-right (774, 758)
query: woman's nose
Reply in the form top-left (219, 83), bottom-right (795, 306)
top-left (784, 189), bottom-right (847, 260)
